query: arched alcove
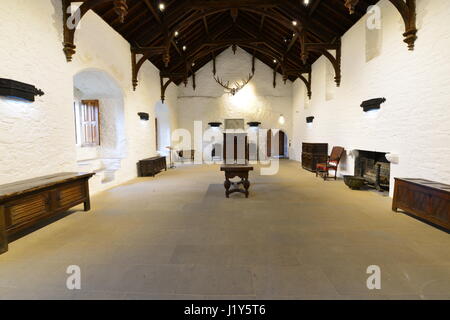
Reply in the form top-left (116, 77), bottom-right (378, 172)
top-left (154, 101), bottom-right (171, 156)
top-left (73, 68), bottom-right (126, 184)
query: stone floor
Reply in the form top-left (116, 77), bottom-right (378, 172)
top-left (1, 160), bottom-right (450, 300)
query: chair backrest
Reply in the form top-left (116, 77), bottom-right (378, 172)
top-left (330, 146), bottom-right (345, 163)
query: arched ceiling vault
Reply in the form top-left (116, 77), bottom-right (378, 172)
top-left (62, 0), bottom-right (418, 101)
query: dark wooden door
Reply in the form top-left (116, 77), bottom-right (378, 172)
top-left (267, 130), bottom-right (285, 157)
top-left (267, 129), bottom-right (272, 157)
top-left (279, 130), bottom-right (285, 157)
top-left (224, 133), bottom-right (248, 163)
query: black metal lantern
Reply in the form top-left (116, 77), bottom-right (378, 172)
top-left (0, 78), bottom-right (44, 102)
top-left (247, 121), bottom-right (261, 127)
top-left (138, 112), bottom-right (150, 120)
top-left (361, 98), bottom-right (386, 112)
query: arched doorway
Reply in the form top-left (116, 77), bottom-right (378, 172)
top-left (267, 129), bottom-right (288, 158)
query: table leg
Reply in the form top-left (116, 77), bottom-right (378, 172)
top-left (0, 205), bottom-right (8, 254)
top-left (224, 178), bottom-right (231, 198)
top-left (84, 179), bottom-right (91, 212)
top-left (243, 178), bottom-right (250, 198)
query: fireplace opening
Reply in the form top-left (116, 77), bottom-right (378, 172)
top-left (354, 150), bottom-right (390, 191)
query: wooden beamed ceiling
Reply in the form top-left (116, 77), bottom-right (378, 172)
top-left (63, 0), bottom-right (418, 98)
top-left (89, 0), bottom-right (376, 83)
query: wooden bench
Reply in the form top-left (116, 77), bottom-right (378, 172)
top-left (0, 172), bottom-right (95, 254)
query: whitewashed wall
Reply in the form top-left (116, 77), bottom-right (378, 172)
top-left (292, 0), bottom-right (450, 196)
top-left (0, 0), bottom-right (177, 194)
top-left (176, 47), bottom-right (293, 158)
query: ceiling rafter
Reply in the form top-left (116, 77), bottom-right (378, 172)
top-left (83, 0), bottom-right (418, 102)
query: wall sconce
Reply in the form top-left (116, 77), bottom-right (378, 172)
top-left (0, 78), bottom-right (44, 102)
top-left (138, 112), bottom-right (149, 121)
top-left (278, 114), bottom-right (285, 125)
top-left (361, 98), bottom-right (386, 112)
top-left (247, 121), bottom-right (261, 127)
top-left (306, 116), bottom-right (314, 123)
top-left (208, 122), bottom-right (222, 127)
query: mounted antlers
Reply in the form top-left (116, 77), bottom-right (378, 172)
top-left (214, 73), bottom-right (254, 96)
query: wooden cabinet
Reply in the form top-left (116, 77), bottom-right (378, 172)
top-left (0, 172), bottom-right (95, 254)
top-left (393, 178), bottom-right (450, 231)
top-left (137, 156), bottom-right (167, 177)
top-left (301, 143), bottom-right (328, 172)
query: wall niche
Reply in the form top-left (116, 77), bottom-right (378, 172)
top-left (73, 69), bottom-right (127, 185)
top-left (365, 5), bottom-right (383, 62)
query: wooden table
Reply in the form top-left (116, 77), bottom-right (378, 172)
top-left (0, 172), bottom-right (95, 254)
top-left (220, 164), bottom-right (254, 198)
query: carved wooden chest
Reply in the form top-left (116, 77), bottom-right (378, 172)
top-left (0, 172), bottom-right (95, 254)
top-left (301, 143), bottom-right (328, 172)
top-left (393, 178), bottom-right (450, 231)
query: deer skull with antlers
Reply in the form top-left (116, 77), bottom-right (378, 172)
top-left (213, 73), bottom-right (254, 96)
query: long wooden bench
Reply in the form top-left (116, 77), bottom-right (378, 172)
top-left (0, 172), bottom-right (95, 254)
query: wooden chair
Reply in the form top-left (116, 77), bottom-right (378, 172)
top-left (177, 149), bottom-right (195, 162)
top-left (316, 146), bottom-right (345, 180)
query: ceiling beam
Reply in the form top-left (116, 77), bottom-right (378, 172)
top-left (189, 0), bottom-right (279, 9)
top-left (143, 0), bottom-right (161, 24)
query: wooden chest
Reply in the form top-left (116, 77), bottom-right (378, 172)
top-left (137, 156), bottom-right (167, 177)
top-left (0, 172), bottom-right (95, 254)
top-left (393, 178), bottom-right (450, 231)
top-left (301, 143), bottom-right (328, 172)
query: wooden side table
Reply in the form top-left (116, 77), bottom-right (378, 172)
top-left (220, 164), bottom-right (254, 198)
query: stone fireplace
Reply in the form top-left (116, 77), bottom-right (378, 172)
top-left (354, 150), bottom-right (391, 191)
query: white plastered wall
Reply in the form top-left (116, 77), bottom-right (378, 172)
top-left (0, 0), bottom-right (178, 194)
top-left (292, 0), bottom-right (450, 196)
top-left (176, 47), bottom-right (293, 160)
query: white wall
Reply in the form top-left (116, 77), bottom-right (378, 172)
top-left (0, 0), bottom-right (177, 194)
top-left (1, 0), bottom-right (449, 197)
top-left (292, 0), bottom-right (450, 195)
top-left (176, 47), bottom-right (293, 158)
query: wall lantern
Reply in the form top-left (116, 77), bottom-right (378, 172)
top-left (361, 98), bottom-right (386, 112)
top-left (306, 116), bottom-right (315, 123)
top-left (247, 122), bottom-right (261, 127)
top-left (138, 112), bottom-right (149, 121)
top-left (0, 78), bottom-right (44, 102)
top-left (208, 122), bottom-right (222, 127)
